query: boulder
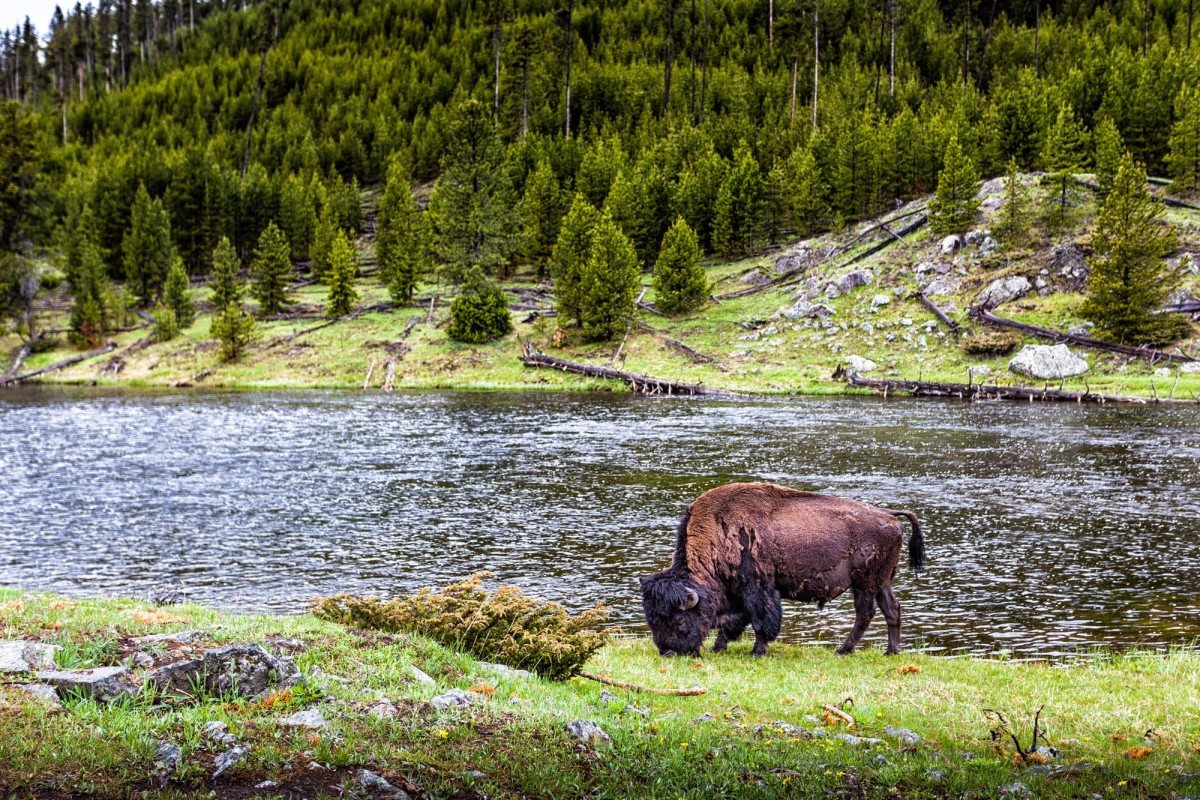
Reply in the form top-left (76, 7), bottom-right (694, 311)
top-left (0, 640), bottom-right (60, 673)
top-left (1155, 367), bottom-right (1172, 378)
top-left (779, 300), bottom-right (834, 320)
top-left (204, 720), bottom-right (238, 747)
top-left (565, 720), bottom-right (611, 746)
top-left (1167, 287), bottom-right (1197, 306)
top-left (35, 666), bottom-right (136, 703)
top-left (833, 733), bottom-right (884, 747)
top-left (964, 229), bottom-right (987, 246)
top-left (430, 689), bottom-right (473, 710)
top-left (824, 269), bottom-right (873, 298)
top-left (870, 293), bottom-right (892, 310)
top-left (739, 271), bottom-right (769, 285)
top-left (410, 665), bottom-right (437, 685)
top-left (976, 276), bottom-right (1031, 309)
top-left (1067, 323), bottom-right (1094, 337)
top-left (279, 709), bottom-right (326, 729)
top-left (939, 235), bottom-right (962, 256)
top-left (153, 742), bottom-right (183, 787)
top-left (773, 248), bottom-right (810, 273)
top-left (967, 365), bottom-right (991, 380)
top-left (979, 236), bottom-right (999, 257)
top-left (357, 769), bottom-right (411, 800)
top-left (884, 725), bottom-right (921, 744)
top-left (846, 355), bottom-right (877, 374)
top-left (479, 661), bottom-right (534, 680)
top-left (145, 643), bottom-right (300, 700)
top-left (923, 276), bottom-right (960, 297)
top-left (1180, 361), bottom-right (1200, 374)
top-left (1008, 344), bottom-right (1089, 380)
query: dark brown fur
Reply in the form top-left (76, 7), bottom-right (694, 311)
top-left (640, 482), bottom-right (924, 657)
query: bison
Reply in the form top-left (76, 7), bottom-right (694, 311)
top-left (640, 482), bottom-right (924, 657)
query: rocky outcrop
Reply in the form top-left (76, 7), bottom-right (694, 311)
top-left (824, 269), bottom-right (873, 298)
top-left (1049, 243), bottom-right (1089, 289)
top-left (35, 666), bottom-right (136, 703)
top-left (1008, 344), bottom-right (1089, 380)
top-left (779, 300), bottom-right (834, 320)
top-left (145, 643), bottom-right (300, 700)
top-left (0, 640), bottom-right (60, 673)
top-left (976, 276), bottom-right (1032, 309)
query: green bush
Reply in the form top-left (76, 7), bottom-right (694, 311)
top-left (310, 573), bottom-right (610, 681)
top-left (447, 267), bottom-right (513, 344)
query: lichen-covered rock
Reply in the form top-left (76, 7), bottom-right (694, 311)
top-left (357, 769), bottom-right (411, 799)
top-left (833, 733), bottom-right (885, 747)
top-left (279, 709), bottom-right (326, 729)
top-left (940, 234), bottom-right (962, 255)
top-left (846, 355), bottom-right (877, 374)
top-left (1008, 344), bottom-right (1089, 380)
top-left (430, 689), bottom-right (473, 710)
top-left (479, 661), bottom-right (533, 680)
top-left (0, 640), bottom-right (60, 673)
top-left (153, 742), bottom-right (183, 787)
top-left (410, 665), bottom-right (436, 685)
top-left (35, 666), bottom-right (136, 703)
top-left (922, 276), bottom-right (960, 297)
top-left (212, 745), bottom-right (249, 779)
top-left (145, 643), bottom-right (300, 700)
top-left (566, 720), bottom-right (611, 745)
top-left (367, 699), bottom-right (397, 718)
top-left (1049, 243), bottom-right (1089, 288)
top-left (824, 269), bottom-right (873, 298)
top-left (779, 300), bottom-right (834, 320)
top-left (884, 725), bottom-right (921, 744)
top-left (12, 683), bottom-right (62, 707)
top-left (976, 276), bottom-right (1031, 309)
top-left (1180, 361), bottom-right (1200, 374)
top-left (870, 293), bottom-right (892, 310)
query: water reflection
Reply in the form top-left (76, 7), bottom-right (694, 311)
top-left (2, 387), bottom-right (1199, 657)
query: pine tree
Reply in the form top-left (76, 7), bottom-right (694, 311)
top-left (210, 236), bottom-right (242, 310)
top-left (994, 159), bottom-right (1032, 247)
top-left (672, 148), bottom-right (726, 251)
top-left (428, 100), bottom-right (515, 284)
top-left (250, 222), bottom-right (292, 316)
top-left (447, 265), bottom-right (513, 343)
top-left (123, 182), bottom-right (175, 306)
top-left (278, 173), bottom-right (317, 261)
top-left (576, 137), bottom-right (622, 207)
top-left (1167, 86), bottom-right (1200, 196)
top-left (377, 158), bottom-right (427, 303)
top-left (153, 302), bottom-right (179, 341)
top-left (551, 193), bottom-right (602, 328)
top-left (1041, 104), bottom-right (1088, 227)
top-left (771, 144), bottom-right (827, 238)
top-left (68, 237), bottom-right (112, 348)
top-left (163, 256), bottom-right (194, 329)
top-left (579, 212), bottom-right (640, 342)
top-left (927, 136), bottom-right (982, 236)
top-left (210, 301), bottom-right (259, 361)
top-left (1079, 154), bottom-right (1183, 345)
top-left (325, 230), bottom-right (359, 318)
top-left (653, 217), bottom-right (707, 316)
top-left (518, 158), bottom-right (564, 278)
top-left (713, 141), bottom-right (766, 258)
top-left (1093, 117), bottom-right (1124, 202)
top-left (311, 204), bottom-right (336, 282)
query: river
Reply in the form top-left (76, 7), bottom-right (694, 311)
top-left (2, 387), bottom-right (1198, 658)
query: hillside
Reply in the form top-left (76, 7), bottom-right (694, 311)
top-left (5, 175), bottom-right (1199, 398)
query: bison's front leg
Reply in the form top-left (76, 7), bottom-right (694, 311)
top-left (744, 584), bottom-right (783, 656)
top-left (835, 588), bottom-right (877, 655)
top-left (712, 612), bottom-right (750, 653)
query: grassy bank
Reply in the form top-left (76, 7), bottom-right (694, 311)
top-left (1, 589), bottom-right (1198, 799)
top-left (4, 180), bottom-right (1199, 399)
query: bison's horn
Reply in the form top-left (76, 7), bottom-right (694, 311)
top-left (680, 588), bottom-right (699, 610)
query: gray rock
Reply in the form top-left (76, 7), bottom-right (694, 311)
top-left (1180, 361), bottom-right (1200, 374)
top-left (884, 725), bottom-right (921, 744)
top-left (130, 652), bottom-right (154, 670)
top-left (913, 261), bottom-right (936, 275)
top-left (1049, 243), bottom-right (1089, 288)
top-left (1168, 287), bottom-right (1197, 306)
top-left (35, 666), bottom-right (135, 703)
top-left (846, 355), bottom-right (877, 374)
top-left (771, 721), bottom-right (812, 739)
top-left (256, 781), bottom-right (279, 790)
top-left (870, 293), bottom-right (892, 310)
top-left (1066, 323), bottom-right (1094, 337)
top-left (203, 720), bottom-right (238, 748)
top-left (780, 300), bottom-right (834, 320)
top-left (739, 270), bottom-right (769, 285)
top-left (825, 269), bottom-right (873, 298)
top-left (479, 662), bottom-right (534, 680)
top-left (430, 689), bottom-right (473, 710)
top-left (410, 665), bottom-right (437, 685)
top-left (1000, 781), bottom-right (1031, 798)
top-left (367, 699), bottom-right (397, 719)
top-left (940, 234), bottom-right (962, 255)
top-left (833, 733), bottom-right (884, 747)
top-left (134, 630), bottom-right (208, 646)
top-left (212, 745), bottom-right (249, 779)
top-left (13, 683), bottom-right (62, 707)
top-left (153, 742), bottom-right (183, 786)
top-left (873, 755), bottom-right (892, 766)
top-left (693, 712), bottom-right (716, 723)
top-left (923, 276), bottom-right (960, 297)
top-left (967, 365), bottom-right (991, 380)
top-left (979, 236), bottom-right (999, 257)
top-left (1155, 367), bottom-right (1172, 377)
top-left (145, 643), bottom-right (299, 700)
top-left (565, 720), bottom-right (610, 745)
top-left (357, 768), bottom-right (411, 799)
top-left (1033, 745), bottom-right (1061, 760)
top-left (279, 709), bottom-right (326, 729)
top-left (1008, 344), bottom-right (1089, 380)
top-left (976, 275), bottom-right (1032, 309)
top-left (0, 640), bottom-right (60, 673)
top-left (965, 229), bottom-right (986, 246)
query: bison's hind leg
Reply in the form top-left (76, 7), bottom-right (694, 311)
top-left (712, 611), bottom-right (751, 653)
top-left (835, 588), bottom-right (877, 656)
top-left (876, 584), bottom-right (902, 655)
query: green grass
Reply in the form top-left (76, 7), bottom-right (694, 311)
top-left (2, 589), bottom-right (1199, 799)
top-left (4, 181), bottom-right (1200, 398)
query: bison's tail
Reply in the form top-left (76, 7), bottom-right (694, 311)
top-left (881, 509), bottom-right (925, 572)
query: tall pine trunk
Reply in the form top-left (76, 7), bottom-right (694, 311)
top-left (664, 1), bottom-right (674, 115)
top-left (812, 0), bottom-right (819, 129)
top-left (889, 0), bottom-right (895, 96)
top-left (700, 0), bottom-right (709, 123)
top-left (564, 0), bottom-right (574, 138)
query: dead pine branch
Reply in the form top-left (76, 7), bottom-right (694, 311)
top-left (578, 670), bottom-right (707, 696)
top-left (914, 291), bottom-right (964, 336)
top-left (984, 705), bottom-right (1050, 761)
top-left (520, 340), bottom-right (742, 397)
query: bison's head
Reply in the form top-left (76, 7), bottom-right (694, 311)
top-left (639, 570), bottom-right (712, 657)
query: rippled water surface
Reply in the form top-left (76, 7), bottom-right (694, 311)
top-left (2, 388), bottom-right (1199, 657)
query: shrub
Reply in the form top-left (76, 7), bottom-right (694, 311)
top-left (447, 267), bottom-right (512, 343)
top-left (961, 330), bottom-right (1021, 355)
top-left (310, 573), bottom-right (610, 681)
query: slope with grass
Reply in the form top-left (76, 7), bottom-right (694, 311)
top-left (1, 589), bottom-right (1199, 799)
top-left (4, 178), bottom-right (1199, 399)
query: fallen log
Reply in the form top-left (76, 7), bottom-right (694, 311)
top-left (1076, 177), bottom-right (1200, 211)
top-left (636, 322), bottom-right (717, 365)
top-left (971, 308), bottom-right (1196, 365)
top-left (2, 332), bottom-right (40, 381)
top-left (837, 368), bottom-right (1199, 405)
top-left (578, 670), bottom-right (707, 696)
top-left (0, 343), bottom-right (117, 386)
top-left (914, 292), bottom-right (964, 336)
top-left (1159, 300), bottom-right (1200, 314)
top-left (520, 341), bottom-right (740, 396)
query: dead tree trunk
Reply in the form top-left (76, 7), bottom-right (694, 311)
top-left (972, 308), bottom-right (1197, 365)
top-left (0, 343), bottom-right (117, 386)
top-left (521, 341), bottom-right (740, 396)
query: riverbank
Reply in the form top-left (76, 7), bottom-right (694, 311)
top-left (4, 181), bottom-right (1199, 399)
top-left (2, 589), bottom-right (1198, 799)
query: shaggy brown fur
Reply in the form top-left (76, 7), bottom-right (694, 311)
top-left (640, 482), bottom-right (924, 657)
